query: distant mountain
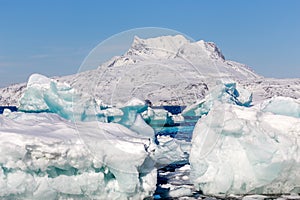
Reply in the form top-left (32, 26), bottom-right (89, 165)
top-left (1, 35), bottom-right (298, 106)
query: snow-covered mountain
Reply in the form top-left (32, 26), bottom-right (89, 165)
top-left (0, 83), bottom-right (26, 106)
top-left (0, 35), bottom-right (299, 106)
top-left (239, 78), bottom-right (300, 104)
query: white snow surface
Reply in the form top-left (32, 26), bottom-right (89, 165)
top-left (190, 98), bottom-right (300, 195)
top-left (0, 112), bottom-right (157, 199)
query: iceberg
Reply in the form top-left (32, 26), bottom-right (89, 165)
top-left (154, 135), bottom-right (190, 167)
top-left (18, 74), bottom-right (156, 140)
top-left (142, 107), bottom-right (174, 127)
top-left (182, 83), bottom-right (252, 117)
top-left (0, 112), bottom-right (157, 199)
top-left (19, 74), bottom-right (100, 121)
top-left (261, 96), bottom-right (300, 118)
top-left (117, 98), bottom-right (155, 138)
top-left (190, 102), bottom-right (300, 195)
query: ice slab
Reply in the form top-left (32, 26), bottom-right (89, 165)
top-left (154, 135), bottom-right (191, 167)
top-left (261, 96), bottom-right (300, 118)
top-left (0, 112), bottom-right (156, 199)
top-left (190, 102), bottom-right (300, 195)
top-left (117, 98), bottom-right (155, 138)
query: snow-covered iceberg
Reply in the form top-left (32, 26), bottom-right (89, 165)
top-left (190, 101), bottom-right (300, 195)
top-left (0, 112), bottom-right (157, 199)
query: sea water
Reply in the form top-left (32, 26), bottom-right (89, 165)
top-left (151, 106), bottom-right (201, 199)
top-left (0, 106), bottom-right (17, 114)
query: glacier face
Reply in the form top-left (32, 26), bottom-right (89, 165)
top-left (0, 111), bottom-right (157, 199)
top-left (190, 98), bottom-right (300, 195)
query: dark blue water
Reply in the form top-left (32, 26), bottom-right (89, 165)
top-left (152, 106), bottom-right (201, 199)
top-left (0, 106), bottom-right (18, 114)
top-left (153, 114), bottom-right (199, 142)
top-left (152, 106), bottom-right (186, 115)
top-left (155, 125), bottom-right (195, 142)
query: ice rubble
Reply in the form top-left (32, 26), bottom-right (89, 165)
top-left (190, 98), bottom-right (300, 195)
top-left (0, 112), bottom-right (157, 199)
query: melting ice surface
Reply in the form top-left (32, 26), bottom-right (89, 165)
top-left (2, 73), bottom-right (300, 199)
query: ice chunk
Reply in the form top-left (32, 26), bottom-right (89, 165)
top-left (117, 98), bottom-right (155, 138)
top-left (130, 114), bottom-right (155, 138)
top-left (142, 107), bottom-right (174, 127)
top-left (119, 98), bottom-right (147, 126)
top-left (0, 112), bottom-right (157, 199)
top-left (242, 195), bottom-right (269, 200)
top-left (97, 107), bottom-right (124, 123)
top-left (154, 135), bottom-right (190, 167)
top-left (182, 83), bottom-right (252, 117)
top-left (168, 187), bottom-right (193, 198)
top-left (190, 102), bottom-right (300, 195)
top-left (2, 108), bottom-right (11, 117)
top-left (19, 74), bottom-right (100, 121)
top-left (181, 99), bottom-right (208, 117)
top-left (171, 114), bottom-right (185, 124)
top-left (261, 96), bottom-right (300, 118)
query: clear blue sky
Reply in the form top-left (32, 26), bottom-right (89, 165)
top-left (1, 0), bottom-right (300, 87)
